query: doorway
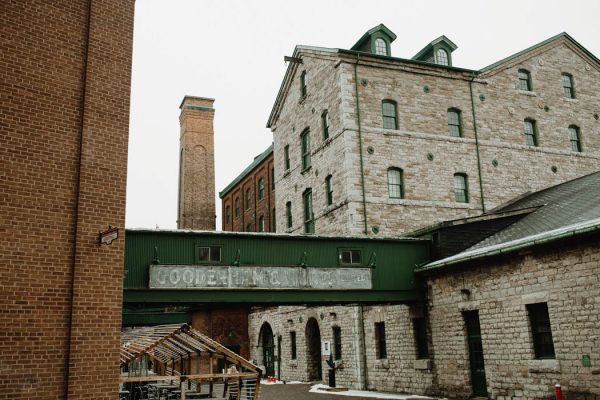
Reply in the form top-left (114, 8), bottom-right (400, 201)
top-left (463, 310), bottom-right (488, 397)
top-left (305, 317), bottom-right (322, 381)
top-left (259, 323), bottom-right (275, 377)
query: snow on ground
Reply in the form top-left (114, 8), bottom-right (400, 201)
top-left (309, 384), bottom-right (438, 400)
top-left (260, 379), bottom-right (304, 385)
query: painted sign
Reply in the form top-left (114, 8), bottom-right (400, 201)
top-left (99, 226), bottom-right (119, 245)
top-left (149, 265), bottom-right (372, 290)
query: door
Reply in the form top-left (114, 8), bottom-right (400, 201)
top-left (464, 311), bottom-right (487, 397)
top-left (260, 323), bottom-right (275, 377)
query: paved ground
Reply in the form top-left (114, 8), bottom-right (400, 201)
top-left (259, 383), bottom-right (408, 400)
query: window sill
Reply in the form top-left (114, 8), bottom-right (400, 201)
top-left (298, 95), bottom-right (307, 104)
top-left (519, 90), bottom-right (537, 97)
top-left (375, 359), bottom-right (390, 369)
top-left (528, 359), bottom-right (560, 374)
top-left (561, 97), bottom-right (578, 103)
top-left (301, 166), bottom-right (312, 174)
top-left (414, 359), bottom-right (431, 370)
top-left (283, 170), bottom-right (290, 178)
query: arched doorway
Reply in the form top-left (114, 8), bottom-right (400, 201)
top-left (258, 323), bottom-right (275, 377)
top-left (305, 317), bottom-right (322, 381)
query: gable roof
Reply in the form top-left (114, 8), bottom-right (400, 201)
top-left (412, 35), bottom-right (458, 61)
top-left (219, 144), bottom-right (273, 198)
top-left (350, 24), bottom-right (397, 51)
top-left (417, 171), bottom-right (600, 272)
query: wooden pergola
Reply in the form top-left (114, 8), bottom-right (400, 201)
top-left (120, 324), bottom-right (261, 400)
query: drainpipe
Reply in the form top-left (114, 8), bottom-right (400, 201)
top-left (353, 56), bottom-right (369, 235)
top-left (353, 304), bottom-right (368, 390)
top-left (468, 73), bottom-right (486, 212)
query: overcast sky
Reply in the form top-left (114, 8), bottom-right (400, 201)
top-left (125, 0), bottom-right (600, 229)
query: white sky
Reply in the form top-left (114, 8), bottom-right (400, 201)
top-left (125, 0), bottom-right (600, 229)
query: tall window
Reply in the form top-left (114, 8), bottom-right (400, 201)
top-left (568, 125), bottom-right (581, 152)
top-left (333, 326), bottom-right (342, 360)
top-left (258, 216), bottom-right (265, 232)
top-left (303, 189), bottom-right (314, 234)
top-left (301, 128), bottom-right (311, 170)
top-left (524, 119), bottom-right (538, 147)
top-left (382, 100), bottom-right (397, 130)
top-left (375, 38), bottom-right (387, 56)
top-left (387, 168), bottom-right (404, 199)
top-left (272, 208), bottom-right (276, 232)
top-left (286, 201), bottom-right (292, 228)
top-left (245, 188), bottom-right (251, 209)
top-left (375, 322), bottom-right (387, 359)
top-left (271, 168), bottom-right (275, 190)
top-left (518, 69), bottom-right (532, 91)
top-left (258, 178), bottom-right (265, 200)
top-left (322, 110), bottom-right (330, 140)
top-left (225, 206), bottom-right (231, 224)
top-left (561, 73), bottom-right (575, 98)
top-left (234, 197), bottom-right (240, 218)
top-left (454, 173), bottom-right (468, 203)
top-left (448, 108), bottom-right (462, 137)
top-left (527, 303), bottom-right (555, 359)
top-left (284, 145), bottom-right (290, 171)
top-left (300, 70), bottom-right (307, 98)
top-left (325, 175), bottom-right (333, 206)
top-left (246, 223), bottom-right (253, 232)
top-left (290, 331), bottom-right (297, 359)
top-left (413, 318), bottom-right (429, 359)
top-left (436, 48), bottom-right (448, 66)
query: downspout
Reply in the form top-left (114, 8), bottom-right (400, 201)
top-left (353, 56), bottom-right (369, 235)
top-left (65, 0), bottom-right (92, 397)
top-left (354, 304), bottom-right (368, 390)
top-left (468, 73), bottom-right (486, 212)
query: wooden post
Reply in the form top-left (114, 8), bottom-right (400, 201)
top-left (208, 352), bottom-right (213, 397)
top-left (180, 377), bottom-right (186, 400)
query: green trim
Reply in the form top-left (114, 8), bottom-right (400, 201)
top-left (469, 77), bottom-right (486, 212)
top-left (219, 144), bottom-right (273, 198)
top-left (350, 24), bottom-right (397, 52)
top-left (412, 35), bottom-right (458, 64)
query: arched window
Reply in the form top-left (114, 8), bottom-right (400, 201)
top-left (454, 173), bottom-right (468, 203)
top-left (325, 175), bottom-right (333, 206)
top-left (322, 110), bottom-right (330, 140)
top-left (387, 168), bottom-right (404, 199)
top-left (382, 100), bottom-right (397, 130)
top-left (524, 119), bottom-right (538, 147)
top-left (300, 70), bottom-right (307, 98)
top-left (561, 73), bottom-right (575, 98)
top-left (568, 125), bottom-right (581, 152)
top-left (301, 128), bottom-right (311, 170)
top-left (258, 178), bottom-right (265, 200)
top-left (375, 38), bottom-right (387, 56)
top-left (245, 188), bottom-right (251, 209)
top-left (286, 201), bottom-right (292, 228)
top-left (234, 197), bottom-right (240, 218)
top-left (258, 216), bottom-right (265, 232)
top-left (518, 69), bottom-right (532, 91)
top-left (448, 108), bottom-right (462, 137)
top-left (303, 188), bottom-right (314, 234)
top-left (225, 206), bottom-right (231, 224)
top-left (436, 49), bottom-right (448, 66)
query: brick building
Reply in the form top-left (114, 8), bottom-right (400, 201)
top-left (267, 25), bottom-right (600, 236)
top-left (178, 96), bottom-right (217, 230)
top-left (1, 1), bottom-right (134, 399)
top-left (219, 145), bottom-right (276, 232)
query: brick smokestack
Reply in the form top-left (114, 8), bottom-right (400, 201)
top-left (177, 96), bottom-right (216, 230)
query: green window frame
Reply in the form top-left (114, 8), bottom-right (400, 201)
top-left (387, 167), bottom-right (404, 199)
top-left (245, 188), bottom-right (251, 210)
top-left (258, 178), bottom-right (265, 201)
top-left (290, 331), bottom-right (297, 359)
top-left (374, 38), bottom-right (387, 56)
top-left (413, 318), bottom-right (429, 359)
top-left (518, 69), bottom-right (532, 91)
top-left (300, 70), bottom-right (307, 98)
top-left (234, 197), bottom-right (240, 218)
top-left (196, 245), bottom-right (221, 263)
top-left (568, 125), bottom-right (581, 152)
top-left (225, 205), bottom-right (231, 224)
top-left (303, 188), bottom-right (314, 234)
top-left (322, 110), bottom-right (330, 140)
top-left (258, 216), bottom-right (265, 232)
top-left (454, 173), bottom-right (469, 203)
top-left (436, 48), bottom-right (448, 66)
top-left (561, 73), bottom-right (575, 98)
top-left (527, 303), bottom-right (555, 359)
top-left (301, 128), bottom-right (311, 171)
top-left (382, 100), bottom-right (397, 130)
top-left (524, 119), bottom-right (538, 146)
top-left (448, 108), bottom-right (462, 137)
top-left (286, 201), bottom-right (292, 229)
top-left (333, 326), bottom-right (342, 360)
top-left (375, 322), bottom-right (387, 359)
top-left (284, 145), bottom-right (290, 171)
top-left (325, 175), bottom-right (333, 206)
top-left (339, 249), bottom-right (361, 266)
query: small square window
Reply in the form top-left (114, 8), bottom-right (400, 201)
top-left (197, 246), bottom-right (221, 263)
top-left (339, 249), bottom-right (361, 265)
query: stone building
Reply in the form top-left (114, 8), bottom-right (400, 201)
top-left (178, 96), bottom-right (217, 230)
top-left (267, 25), bottom-right (600, 236)
top-left (219, 145), bottom-right (276, 232)
top-left (248, 171), bottom-right (600, 400)
top-left (1, 1), bottom-right (134, 399)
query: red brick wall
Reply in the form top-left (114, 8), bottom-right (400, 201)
top-left (192, 308), bottom-right (251, 360)
top-left (0, 1), bottom-right (134, 398)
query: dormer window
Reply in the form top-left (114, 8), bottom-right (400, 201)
top-left (375, 38), bottom-right (387, 56)
top-left (436, 49), bottom-right (449, 66)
